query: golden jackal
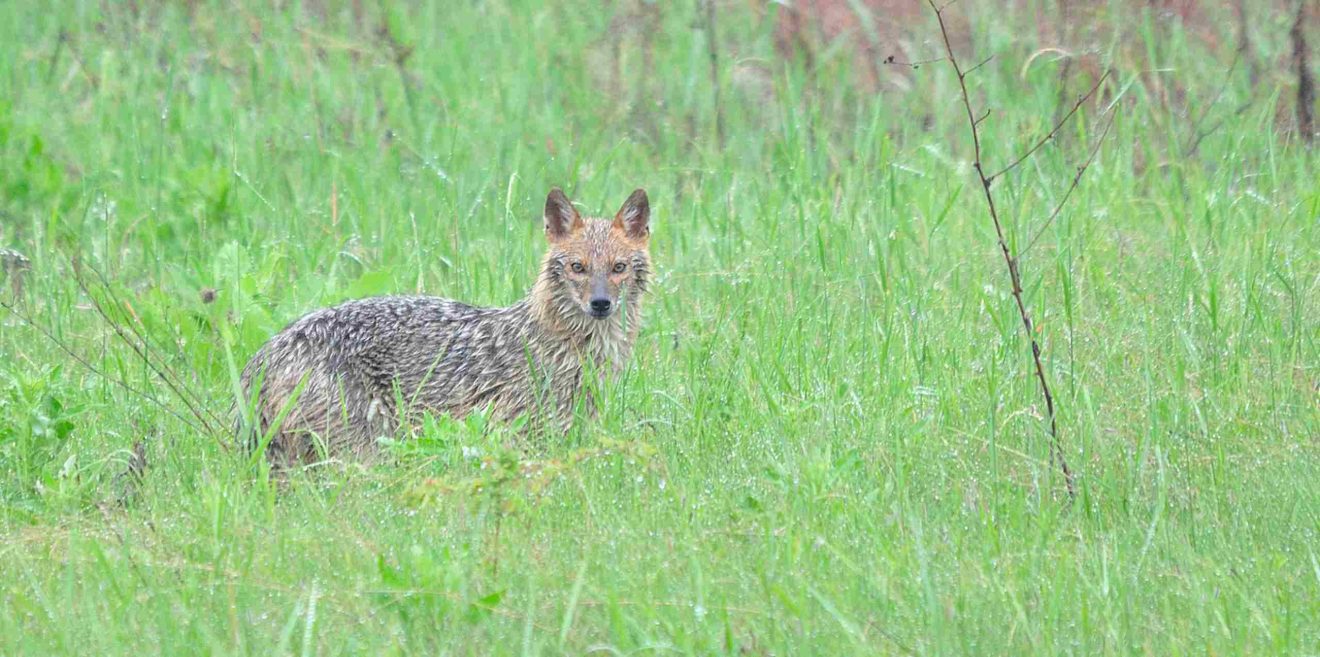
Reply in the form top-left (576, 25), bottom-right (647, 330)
top-left (239, 188), bottom-right (651, 464)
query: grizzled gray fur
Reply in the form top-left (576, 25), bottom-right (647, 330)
top-left (239, 188), bottom-right (652, 464)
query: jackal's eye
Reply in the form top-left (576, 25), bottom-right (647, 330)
top-left (570, 262), bottom-right (585, 273)
top-left (612, 262), bottom-right (627, 273)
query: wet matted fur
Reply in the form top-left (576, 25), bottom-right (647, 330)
top-left (238, 188), bottom-right (651, 464)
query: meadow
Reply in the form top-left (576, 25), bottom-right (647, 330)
top-left (1, 1), bottom-right (1316, 654)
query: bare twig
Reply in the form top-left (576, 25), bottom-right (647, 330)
top-left (72, 259), bottom-right (226, 443)
top-left (965, 54), bottom-right (995, 76)
top-left (702, 0), bottom-right (725, 149)
top-left (1235, 0), bottom-right (1257, 84)
top-left (1024, 107), bottom-right (1118, 255)
top-left (924, 0), bottom-right (1117, 499)
top-left (45, 29), bottom-right (67, 82)
top-left (988, 70), bottom-right (1110, 183)
top-left (1185, 97), bottom-right (1258, 157)
top-left (883, 54), bottom-right (947, 70)
top-left (83, 258), bottom-right (215, 412)
top-left (60, 29), bottom-right (101, 91)
top-left (1185, 44), bottom-right (1243, 153)
top-left (1184, 6), bottom-right (1262, 158)
top-left (0, 298), bottom-right (211, 436)
top-left (1291, 1), bottom-right (1314, 143)
top-left (79, 258), bottom-right (221, 427)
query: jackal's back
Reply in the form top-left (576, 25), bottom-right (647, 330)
top-left (240, 295), bottom-right (554, 463)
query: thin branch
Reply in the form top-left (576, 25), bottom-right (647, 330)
top-left (1184, 17), bottom-right (1262, 158)
top-left (1185, 96), bottom-right (1257, 157)
top-left (1183, 45), bottom-right (1243, 155)
top-left (45, 29), bottom-right (67, 82)
top-left (987, 69), bottom-right (1111, 183)
top-left (1023, 107), bottom-right (1118, 256)
top-left (0, 298), bottom-right (211, 436)
top-left (965, 54), bottom-right (995, 76)
top-left (1291, 0), bottom-right (1314, 142)
top-left (883, 55), bottom-right (947, 70)
top-left (926, 0), bottom-right (1083, 499)
top-left (702, 0), bottom-right (725, 149)
top-left (72, 260), bottom-right (226, 442)
top-left (82, 266), bottom-right (212, 413)
top-left (83, 258), bottom-right (219, 424)
top-left (61, 29), bottom-right (101, 91)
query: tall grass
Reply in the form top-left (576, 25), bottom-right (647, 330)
top-left (1, 1), bottom-right (1316, 654)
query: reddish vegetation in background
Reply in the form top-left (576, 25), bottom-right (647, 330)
top-left (767, 0), bottom-right (1316, 140)
top-left (771, 0), bottom-right (969, 92)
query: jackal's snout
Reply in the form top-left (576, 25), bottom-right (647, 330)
top-left (589, 275), bottom-right (614, 318)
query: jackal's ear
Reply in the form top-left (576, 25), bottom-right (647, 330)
top-left (612, 189), bottom-right (650, 241)
top-left (544, 188), bottom-right (584, 241)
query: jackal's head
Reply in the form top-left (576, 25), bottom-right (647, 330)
top-left (536, 187), bottom-right (651, 324)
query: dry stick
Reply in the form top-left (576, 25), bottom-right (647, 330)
top-left (80, 261), bottom-right (225, 433)
top-left (1184, 45), bottom-right (1244, 155)
top-left (0, 299), bottom-right (211, 437)
top-left (1236, 0), bottom-right (1260, 87)
top-left (702, 0), bottom-right (725, 149)
top-left (1023, 108), bottom-right (1118, 256)
top-left (884, 55), bottom-right (948, 69)
top-left (1185, 95), bottom-right (1258, 158)
top-left (965, 54), bottom-right (996, 76)
top-left (46, 29), bottom-right (67, 82)
top-left (81, 258), bottom-right (221, 427)
top-left (71, 263), bottom-right (225, 442)
top-left (60, 29), bottom-right (100, 91)
top-left (926, 0), bottom-right (1113, 499)
top-left (1184, 12), bottom-right (1264, 159)
top-left (1177, 5), bottom-right (1267, 157)
top-left (989, 70), bottom-right (1111, 182)
top-left (1291, 0), bottom-right (1314, 143)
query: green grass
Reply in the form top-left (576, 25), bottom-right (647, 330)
top-left (1, 1), bottom-right (1317, 654)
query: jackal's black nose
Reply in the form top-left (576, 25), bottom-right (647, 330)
top-left (590, 298), bottom-right (612, 316)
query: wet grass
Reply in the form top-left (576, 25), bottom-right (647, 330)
top-left (0, 1), bottom-right (1316, 654)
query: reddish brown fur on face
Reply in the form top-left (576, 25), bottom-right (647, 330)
top-left (549, 221), bottom-right (648, 314)
top-left (540, 189), bottom-right (651, 322)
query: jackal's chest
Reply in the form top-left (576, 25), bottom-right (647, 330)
top-left (534, 339), bottom-right (622, 381)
